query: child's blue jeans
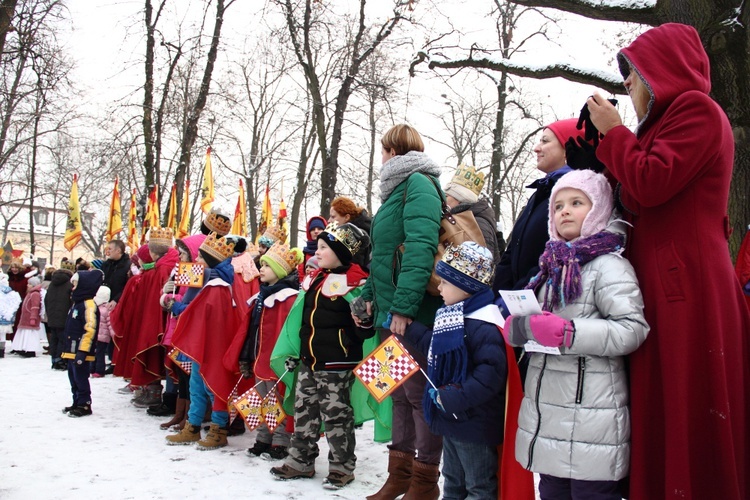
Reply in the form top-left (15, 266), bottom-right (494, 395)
top-left (441, 435), bottom-right (498, 499)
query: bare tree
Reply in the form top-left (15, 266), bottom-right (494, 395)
top-left (416, 0), bottom-right (750, 255)
top-left (275, 0), bottom-right (409, 217)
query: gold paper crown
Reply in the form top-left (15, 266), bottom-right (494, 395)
top-left (204, 212), bottom-right (232, 236)
top-left (323, 221), bottom-right (363, 257)
top-left (440, 242), bottom-right (494, 285)
top-left (263, 242), bottom-right (303, 275)
top-left (262, 224), bottom-right (287, 245)
top-left (451, 164), bottom-right (485, 196)
top-left (149, 227), bottom-right (174, 247)
top-left (199, 232), bottom-right (235, 262)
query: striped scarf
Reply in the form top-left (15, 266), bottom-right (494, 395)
top-left (527, 231), bottom-right (624, 311)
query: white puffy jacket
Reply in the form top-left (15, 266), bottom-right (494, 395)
top-left (515, 250), bottom-right (649, 481)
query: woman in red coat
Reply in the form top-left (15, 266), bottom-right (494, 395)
top-left (587, 23), bottom-right (750, 500)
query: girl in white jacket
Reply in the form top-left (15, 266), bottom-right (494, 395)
top-left (503, 169), bottom-right (649, 500)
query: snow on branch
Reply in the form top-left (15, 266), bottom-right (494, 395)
top-left (509, 0), bottom-right (659, 26)
top-left (411, 51), bottom-right (625, 95)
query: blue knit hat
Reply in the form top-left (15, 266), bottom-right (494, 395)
top-left (435, 242), bottom-right (494, 294)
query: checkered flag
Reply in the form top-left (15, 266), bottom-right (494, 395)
top-left (174, 262), bottom-right (205, 288)
top-left (231, 387), bottom-right (264, 431)
top-left (354, 335), bottom-right (420, 402)
top-left (167, 348), bottom-right (192, 374)
top-left (261, 389), bottom-right (287, 433)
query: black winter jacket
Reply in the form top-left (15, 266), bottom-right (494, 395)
top-left (101, 254), bottom-right (130, 302)
top-left (44, 270), bottom-right (73, 329)
top-left (493, 166), bottom-right (572, 291)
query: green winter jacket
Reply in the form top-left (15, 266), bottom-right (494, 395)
top-left (361, 172), bottom-right (444, 328)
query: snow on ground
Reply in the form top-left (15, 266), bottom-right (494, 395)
top-left (0, 350), bottom-right (394, 499)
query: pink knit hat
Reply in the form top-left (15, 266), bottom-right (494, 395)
top-left (548, 169), bottom-right (613, 240)
top-left (545, 118), bottom-right (585, 147)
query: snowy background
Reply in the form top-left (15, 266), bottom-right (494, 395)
top-left (0, 350), bottom-right (402, 499)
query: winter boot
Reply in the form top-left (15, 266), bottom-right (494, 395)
top-left (172, 400), bottom-right (190, 431)
top-left (132, 384), bottom-right (162, 408)
top-left (62, 404), bottom-right (78, 414)
top-left (246, 441), bottom-right (272, 457)
top-left (160, 398), bottom-right (187, 430)
top-left (270, 463), bottom-right (315, 480)
top-left (366, 450), bottom-right (414, 500)
top-left (261, 445), bottom-right (289, 461)
top-left (148, 392), bottom-right (177, 416)
top-left (196, 423), bottom-right (228, 450)
top-left (401, 460), bottom-right (440, 500)
top-left (165, 423), bottom-right (201, 445)
top-left (68, 405), bottom-right (93, 418)
top-left (227, 415), bottom-right (246, 436)
top-left (118, 383), bottom-right (139, 395)
top-left (323, 470), bottom-right (355, 490)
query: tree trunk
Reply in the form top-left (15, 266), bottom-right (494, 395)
top-left (0, 0), bottom-right (17, 57)
top-left (174, 0), bottom-right (229, 220)
top-left (142, 0), bottom-right (156, 189)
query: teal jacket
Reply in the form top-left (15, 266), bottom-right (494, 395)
top-left (361, 173), bottom-right (443, 327)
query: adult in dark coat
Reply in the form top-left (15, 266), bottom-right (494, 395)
top-left (492, 119), bottom-right (586, 293)
top-left (101, 240), bottom-right (130, 309)
top-left (329, 196), bottom-right (372, 270)
top-left (588, 23), bottom-right (750, 499)
top-left (44, 267), bottom-right (74, 369)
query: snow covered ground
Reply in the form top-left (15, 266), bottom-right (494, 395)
top-left (0, 349), bottom-right (397, 499)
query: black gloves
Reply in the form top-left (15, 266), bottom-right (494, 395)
top-left (565, 136), bottom-right (606, 173)
top-left (239, 361), bottom-right (253, 379)
top-left (284, 357), bottom-right (299, 372)
top-left (576, 98), bottom-right (618, 147)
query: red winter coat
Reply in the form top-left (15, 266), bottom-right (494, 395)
top-left (17, 286), bottom-right (42, 328)
top-left (736, 229), bottom-right (750, 311)
top-left (111, 272), bottom-right (143, 378)
top-left (597, 23), bottom-right (750, 500)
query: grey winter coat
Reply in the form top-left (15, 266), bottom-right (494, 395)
top-left (515, 251), bottom-right (649, 481)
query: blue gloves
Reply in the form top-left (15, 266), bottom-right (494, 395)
top-left (428, 387), bottom-right (445, 412)
top-left (382, 312), bottom-right (392, 330)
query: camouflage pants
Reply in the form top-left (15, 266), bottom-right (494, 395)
top-left (255, 379), bottom-right (291, 447)
top-left (285, 363), bottom-right (356, 474)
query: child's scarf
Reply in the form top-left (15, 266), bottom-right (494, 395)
top-left (424, 288), bottom-right (494, 424)
top-left (527, 231), bottom-right (624, 311)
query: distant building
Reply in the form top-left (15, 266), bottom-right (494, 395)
top-left (1, 202), bottom-right (96, 267)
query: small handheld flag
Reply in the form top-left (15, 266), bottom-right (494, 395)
top-left (354, 335), bottom-right (420, 402)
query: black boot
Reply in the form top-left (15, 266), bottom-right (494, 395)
top-left (147, 392), bottom-right (177, 416)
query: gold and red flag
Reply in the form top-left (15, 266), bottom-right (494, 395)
top-left (127, 189), bottom-right (138, 253)
top-left (200, 147), bottom-right (214, 214)
top-left (63, 174), bottom-right (83, 252)
top-left (176, 180), bottom-right (190, 239)
top-left (106, 177), bottom-right (122, 242)
top-left (231, 179), bottom-right (247, 237)
top-left (166, 183), bottom-right (178, 232)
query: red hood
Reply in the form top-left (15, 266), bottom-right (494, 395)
top-left (618, 23), bottom-right (711, 135)
top-left (154, 247), bottom-right (180, 271)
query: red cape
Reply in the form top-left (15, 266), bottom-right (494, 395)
top-left (736, 229), bottom-right (750, 312)
top-left (598, 24), bottom-right (750, 499)
top-left (111, 273), bottom-right (144, 379)
top-left (172, 280), bottom-right (252, 403)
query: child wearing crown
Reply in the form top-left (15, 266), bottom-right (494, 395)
top-left (225, 241), bottom-right (304, 460)
top-left (269, 222), bottom-right (374, 490)
top-left (404, 241), bottom-right (507, 499)
top-left (167, 233), bottom-right (248, 450)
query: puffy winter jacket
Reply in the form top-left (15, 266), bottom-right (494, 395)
top-left (360, 172), bottom-right (443, 327)
top-left (18, 286), bottom-right (42, 328)
top-left (514, 251), bottom-right (649, 481)
top-left (450, 198), bottom-right (499, 265)
top-left (44, 270), bottom-right (73, 329)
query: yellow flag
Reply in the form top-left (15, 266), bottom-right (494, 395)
top-left (127, 189), bottom-right (138, 254)
top-left (255, 183), bottom-right (273, 243)
top-left (231, 179), bottom-right (247, 237)
top-left (200, 147), bottom-right (214, 214)
top-left (64, 174), bottom-right (83, 251)
top-left (167, 183), bottom-right (177, 232)
top-left (353, 335), bottom-right (420, 403)
top-left (141, 184), bottom-right (160, 244)
top-left (106, 177), bottom-right (123, 242)
top-left (176, 180), bottom-right (190, 239)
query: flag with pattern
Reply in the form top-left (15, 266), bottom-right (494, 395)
top-left (354, 335), bottom-right (420, 402)
top-left (261, 389), bottom-right (286, 433)
top-left (231, 387), bottom-right (264, 431)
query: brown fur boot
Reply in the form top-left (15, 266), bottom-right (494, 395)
top-left (401, 460), bottom-right (440, 500)
top-left (366, 450), bottom-right (414, 500)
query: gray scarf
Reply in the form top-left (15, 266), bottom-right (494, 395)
top-left (379, 151), bottom-right (442, 202)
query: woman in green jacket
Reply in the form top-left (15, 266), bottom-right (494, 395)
top-left (359, 124), bottom-right (444, 500)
